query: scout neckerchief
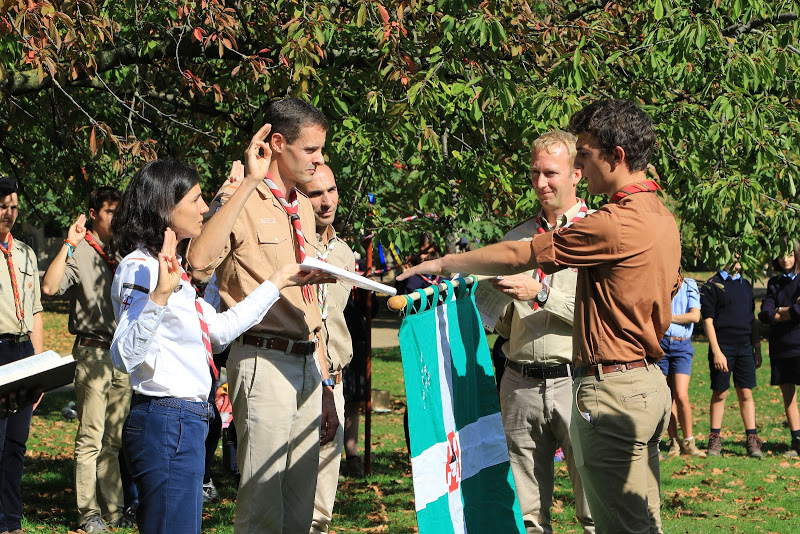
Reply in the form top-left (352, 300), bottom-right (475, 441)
top-left (610, 179), bottom-right (661, 203)
top-left (316, 230), bottom-right (337, 320)
top-left (181, 272), bottom-right (218, 381)
top-left (531, 198), bottom-right (589, 310)
top-left (84, 231), bottom-right (118, 273)
top-left (0, 235), bottom-right (23, 323)
top-left (264, 175), bottom-right (314, 303)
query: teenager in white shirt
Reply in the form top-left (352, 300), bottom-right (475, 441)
top-left (110, 159), bottom-right (326, 534)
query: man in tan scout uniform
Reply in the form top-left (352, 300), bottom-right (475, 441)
top-left (187, 98), bottom-right (338, 534)
top-left (0, 176), bottom-right (44, 534)
top-left (41, 186), bottom-right (131, 532)
top-left (298, 164), bottom-right (355, 534)
top-left (490, 131), bottom-right (593, 534)
top-left (399, 100), bottom-right (679, 534)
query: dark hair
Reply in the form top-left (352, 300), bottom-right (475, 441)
top-left (89, 186), bottom-right (121, 212)
top-left (772, 240), bottom-right (800, 274)
top-left (264, 97), bottom-right (328, 144)
top-left (568, 99), bottom-right (655, 172)
top-left (112, 160), bottom-right (200, 257)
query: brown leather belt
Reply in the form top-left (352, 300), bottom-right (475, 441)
top-left (0, 333), bottom-right (29, 343)
top-left (506, 360), bottom-right (572, 379)
top-left (574, 359), bottom-right (649, 378)
top-left (77, 336), bottom-right (111, 350)
top-left (329, 371), bottom-right (343, 385)
top-left (242, 334), bottom-right (317, 355)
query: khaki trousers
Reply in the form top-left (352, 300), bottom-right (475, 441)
top-left (571, 364), bottom-right (670, 534)
top-left (73, 344), bottom-right (132, 525)
top-left (310, 381), bottom-right (345, 533)
top-left (228, 341), bottom-right (322, 534)
top-left (500, 369), bottom-right (594, 534)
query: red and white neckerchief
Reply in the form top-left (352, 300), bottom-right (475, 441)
top-left (264, 175), bottom-right (314, 303)
top-left (181, 272), bottom-right (218, 381)
top-left (84, 232), bottom-right (117, 273)
top-left (0, 235), bottom-right (23, 324)
top-left (530, 198), bottom-right (589, 310)
top-left (610, 179), bottom-right (661, 203)
top-left (316, 238), bottom-right (336, 320)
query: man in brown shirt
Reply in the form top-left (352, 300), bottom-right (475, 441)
top-left (42, 187), bottom-right (132, 532)
top-left (399, 100), bottom-right (680, 534)
top-left (188, 98), bottom-right (338, 534)
top-left (299, 164), bottom-right (356, 534)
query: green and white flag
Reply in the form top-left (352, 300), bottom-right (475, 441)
top-left (399, 278), bottom-right (524, 534)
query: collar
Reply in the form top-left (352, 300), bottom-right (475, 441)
top-left (782, 272), bottom-right (798, 280)
top-left (719, 270), bottom-right (741, 281)
top-left (539, 198), bottom-right (587, 231)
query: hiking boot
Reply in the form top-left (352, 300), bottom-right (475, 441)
top-left (786, 436), bottom-right (800, 458)
top-left (707, 432), bottom-right (722, 456)
top-left (81, 515), bottom-right (108, 533)
top-left (202, 478), bottom-right (219, 503)
top-left (682, 437), bottom-right (707, 458)
top-left (746, 434), bottom-right (763, 458)
top-left (114, 505), bottom-right (137, 528)
top-left (666, 436), bottom-right (681, 458)
top-left (342, 455), bottom-right (365, 477)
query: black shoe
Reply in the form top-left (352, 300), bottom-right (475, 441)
top-left (342, 456), bottom-right (365, 477)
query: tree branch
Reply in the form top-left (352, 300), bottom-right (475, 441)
top-left (721, 12), bottom-right (798, 37)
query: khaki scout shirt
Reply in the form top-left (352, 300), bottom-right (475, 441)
top-left (191, 181), bottom-right (321, 341)
top-left (308, 226), bottom-right (355, 372)
top-left (54, 234), bottom-right (117, 342)
top-left (531, 191), bottom-right (681, 366)
top-left (0, 237), bottom-right (43, 335)
top-left (495, 200), bottom-right (586, 366)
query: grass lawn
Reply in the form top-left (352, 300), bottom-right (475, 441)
top-left (18, 305), bottom-right (800, 533)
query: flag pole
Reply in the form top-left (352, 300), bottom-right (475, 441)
top-left (364, 234), bottom-right (373, 475)
top-left (387, 276), bottom-right (476, 312)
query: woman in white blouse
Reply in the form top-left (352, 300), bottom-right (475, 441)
top-left (110, 159), bottom-right (325, 534)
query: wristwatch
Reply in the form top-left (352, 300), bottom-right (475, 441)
top-left (535, 285), bottom-right (549, 305)
top-left (322, 377), bottom-right (335, 388)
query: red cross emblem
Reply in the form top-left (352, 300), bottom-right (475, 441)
top-left (445, 430), bottom-right (461, 493)
top-left (122, 295), bottom-right (133, 311)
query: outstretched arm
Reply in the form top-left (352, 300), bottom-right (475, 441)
top-left (397, 240), bottom-right (538, 281)
top-left (187, 125), bottom-right (272, 270)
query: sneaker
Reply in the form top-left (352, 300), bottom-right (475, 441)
top-left (746, 434), bottom-right (763, 458)
top-left (114, 505), bottom-right (137, 528)
top-left (682, 437), bottom-right (707, 458)
top-left (202, 478), bottom-right (219, 503)
top-left (666, 436), bottom-right (681, 458)
top-left (342, 455), bottom-right (365, 477)
top-left (707, 432), bottom-right (722, 456)
top-left (81, 515), bottom-right (109, 533)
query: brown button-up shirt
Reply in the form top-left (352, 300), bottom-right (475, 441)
top-left (531, 192), bottom-right (681, 366)
top-left (54, 235), bottom-right (117, 342)
top-left (308, 226), bottom-right (355, 372)
top-left (191, 181), bottom-right (321, 341)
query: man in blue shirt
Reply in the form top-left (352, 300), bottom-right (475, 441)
top-left (658, 278), bottom-right (705, 458)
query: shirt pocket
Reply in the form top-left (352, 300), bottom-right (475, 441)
top-left (257, 231), bottom-right (292, 265)
top-left (16, 263), bottom-right (36, 313)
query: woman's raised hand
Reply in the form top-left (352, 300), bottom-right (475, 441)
top-left (152, 228), bottom-right (183, 306)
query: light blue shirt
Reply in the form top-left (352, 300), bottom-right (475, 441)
top-left (719, 269), bottom-right (741, 281)
top-left (665, 278), bottom-right (701, 338)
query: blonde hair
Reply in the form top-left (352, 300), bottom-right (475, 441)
top-left (531, 131), bottom-right (577, 164)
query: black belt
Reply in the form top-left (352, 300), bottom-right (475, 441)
top-left (506, 360), bottom-right (572, 379)
top-left (0, 333), bottom-right (30, 343)
top-left (242, 334), bottom-right (317, 355)
top-left (77, 336), bottom-right (111, 350)
top-left (132, 394), bottom-right (214, 420)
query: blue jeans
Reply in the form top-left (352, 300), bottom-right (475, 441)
top-left (122, 396), bottom-right (211, 534)
top-left (0, 339), bottom-right (35, 533)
